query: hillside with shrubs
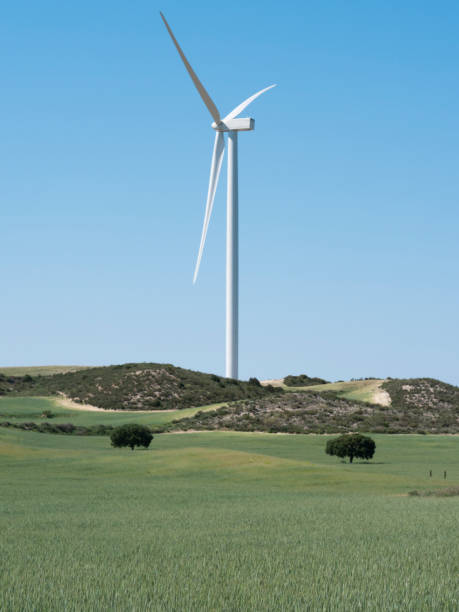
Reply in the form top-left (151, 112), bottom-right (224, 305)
top-left (0, 363), bottom-right (280, 411)
top-left (169, 384), bottom-right (459, 434)
top-left (383, 378), bottom-right (459, 413)
top-left (1, 365), bottom-right (457, 433)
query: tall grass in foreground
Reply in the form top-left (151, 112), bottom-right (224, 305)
top-left (1, 430), bottom-right (458, 611)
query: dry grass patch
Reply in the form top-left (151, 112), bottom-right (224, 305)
top-left (409, 486), bottom-right (459, 497)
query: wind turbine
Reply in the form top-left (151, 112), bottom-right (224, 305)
top-left (160, 12), bottom-right (275, 379)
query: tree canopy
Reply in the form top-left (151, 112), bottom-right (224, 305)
top-left (110, 424), bottom-right (153, 451)
top-left (325, 433), bottom-right (375, 463)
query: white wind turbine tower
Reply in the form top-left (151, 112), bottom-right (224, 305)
top-left (160, 12), bottom-right (275, 379)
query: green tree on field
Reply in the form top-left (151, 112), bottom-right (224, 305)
top-left (325, 433), bottom-right (375, 463)
top-left (110, 424), bottom-right (153, 451)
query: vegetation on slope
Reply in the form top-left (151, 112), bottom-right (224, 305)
top-left (169, 389), bottom-right (459, 434)
top-left (0, 363), bottom-right (281, 411)
top-left (293, 377), bottom-right (459, 412)
top-left (383, 378), bottom-right (459, 412)
top-left (1, 370), bottom-right (457, 432)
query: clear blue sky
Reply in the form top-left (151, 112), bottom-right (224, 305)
top-left (1, 0), bottom-right (458, 384)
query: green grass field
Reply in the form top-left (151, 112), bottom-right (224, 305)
top-left (0, 396), bottom-right (224, 428)
top-left (1, 414), bottom-right (458, 611)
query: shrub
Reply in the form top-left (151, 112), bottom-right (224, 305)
top-left (284, 374), bottom-right (329, 387)
top-left (110, 424), bottom-right (153, 451)
top-left (57, 423), bottom-right (76, 434)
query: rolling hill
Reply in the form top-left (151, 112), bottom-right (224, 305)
top-left (0, 363), bottom-right (280, 411)
top-left (1, 364), bottom-right (457, 434)
top-left (169, 379), bottom-right (459, 434)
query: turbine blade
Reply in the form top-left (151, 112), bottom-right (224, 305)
top-left (160, 12), bottom-right (221, 123)
top-left (193, 131), bottom-right (225, 283)
top-left (223, 84), bottom-right (277, 121)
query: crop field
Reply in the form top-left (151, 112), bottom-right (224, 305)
top-left (1, 414), bottom-right (458, 611)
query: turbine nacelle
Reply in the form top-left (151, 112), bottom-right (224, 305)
top-left (212, 118), bottom-right (255, 132)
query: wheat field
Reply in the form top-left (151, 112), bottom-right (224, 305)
top-left (1, 424), bottom-right (458, 611)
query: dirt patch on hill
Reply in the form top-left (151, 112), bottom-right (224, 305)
top-left (261, 379), bottom-right (285, 387)
top-left (54, 396), bottom-right (175, 413)
top-left (372, 385), bottom-right (391, 406)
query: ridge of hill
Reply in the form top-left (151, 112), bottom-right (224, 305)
top-left (292, 377), bottom-right (459, 411)
top-left (0, 366), bottom-right (90, 377)
top-left (169, 380), bottom-right (459, 434)
top-left (283, 374), bottom-right (329, 387)
top-left (263, 377), bottom-right (389, 404)
top-left (0, 363), bottom-right (280, 411)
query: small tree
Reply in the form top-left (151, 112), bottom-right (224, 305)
top-left (110, 424), bottom-right (153, 451)
top-left (325, 433), bottom-right (375, 463)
